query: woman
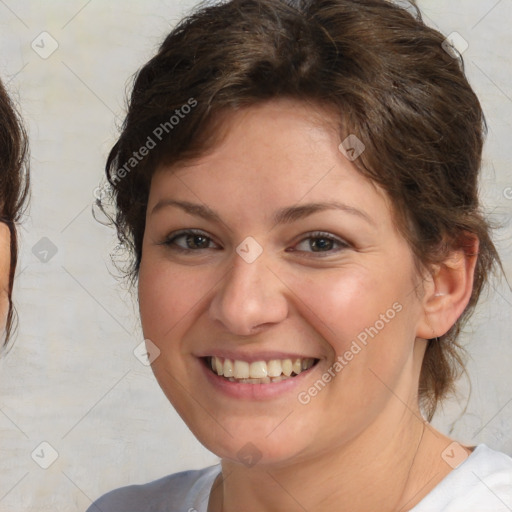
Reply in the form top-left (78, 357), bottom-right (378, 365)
top-left (0, 78), bottom-right (29, 352)
top-left (89, 0), bottom-right (512, 510)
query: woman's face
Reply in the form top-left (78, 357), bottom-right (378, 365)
top-left (138, 100), bottom-right (429, 465)
top-left (0, 222), bottom-right (11, 333)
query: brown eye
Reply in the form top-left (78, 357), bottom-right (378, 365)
top-left (291, 232), bottom-right (349, 256)
top-left (162, 229), bottom-right (219, 252)
top-left (309, 237), bottom-right (335, 252)
top-left (181, 234), bottom-right (210, 250)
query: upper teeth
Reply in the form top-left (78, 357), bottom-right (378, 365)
top-left (210, 357), bottom-right (315, 379)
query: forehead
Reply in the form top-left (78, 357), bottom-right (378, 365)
top-left (149, 100), bottom-right (394, 228)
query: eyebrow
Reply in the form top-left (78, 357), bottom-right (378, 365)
top-left (151, 199), bottom-right (375, 227)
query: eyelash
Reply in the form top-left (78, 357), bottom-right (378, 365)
top-left (160, 229), bottom-right (350, 257)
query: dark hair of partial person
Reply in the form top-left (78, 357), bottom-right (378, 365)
top-left (99, 0), bottom-right (503, 420)
top-left (0, 78), bottom-right (30, 352)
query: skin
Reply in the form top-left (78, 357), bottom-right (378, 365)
top-left (138, 99), bottom-right (478, 511)
top-left (0, 222), bottom-right (11, 335)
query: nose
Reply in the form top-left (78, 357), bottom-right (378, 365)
top-left (208, 250), bottom-right (289, 336)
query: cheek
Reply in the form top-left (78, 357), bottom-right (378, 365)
top-left (286, 265), bottom-right (417, 371)
top-left (286, 267), bottom-right (392, 342)
top-left (138, 258), bottom-right (213, 343)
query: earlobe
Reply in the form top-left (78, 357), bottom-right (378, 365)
top-left (416, 235), bottom-right (479, 340)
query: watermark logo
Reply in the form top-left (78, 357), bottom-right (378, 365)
top-left (442, 32), bottom-right (469, 58)
top-left (31, 31), bottom-right (59, 59)
top-left (133, 339), bottom-right (161, 366)
top-left (31, 441), bottom-right (59, 469)
top-left (503, 187), bottom-right (512, 200)
top-left (236, 237), bottom-right (263, 264)
top-left (32, 237), bottom-right (58, 263)
top-left (441, 441), bottom-right (469, 469)
top-left (237, 442), bottom-right (262, 467)
top-left (339, 134), bottom-right (366, 162)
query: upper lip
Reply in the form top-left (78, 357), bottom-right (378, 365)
top-left (196, 351), bottom-right (320, 362)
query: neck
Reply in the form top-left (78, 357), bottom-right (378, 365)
top-left (209, 407), bottom-right (454, 512)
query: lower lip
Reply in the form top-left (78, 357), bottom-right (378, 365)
top-left (200, 359), bottom-right (318, 401)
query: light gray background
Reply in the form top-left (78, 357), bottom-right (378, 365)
top-left (0, 1), bottom-right (510, 510)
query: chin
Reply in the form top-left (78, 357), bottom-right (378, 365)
top-left (189, 417), bottom-right (315, 469)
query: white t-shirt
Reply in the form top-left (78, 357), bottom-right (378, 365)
top-left (87, 444), bottom-right (512, 511)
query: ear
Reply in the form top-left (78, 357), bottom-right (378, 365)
top-left (416, 234), bottom-right (479, 340)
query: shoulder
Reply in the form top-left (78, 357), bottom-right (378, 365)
top-left (413, 444), bottom-right (512, 511)
top-left (86, 464), bottom-right (221, 512)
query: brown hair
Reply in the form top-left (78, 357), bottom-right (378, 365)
top-left (0, 78), bottom-right (30, 351)
top-left (102, 0), bottom-right (502, 419)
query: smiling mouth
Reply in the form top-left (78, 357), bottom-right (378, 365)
top-left (204, 356), bottom-right (318, 384)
